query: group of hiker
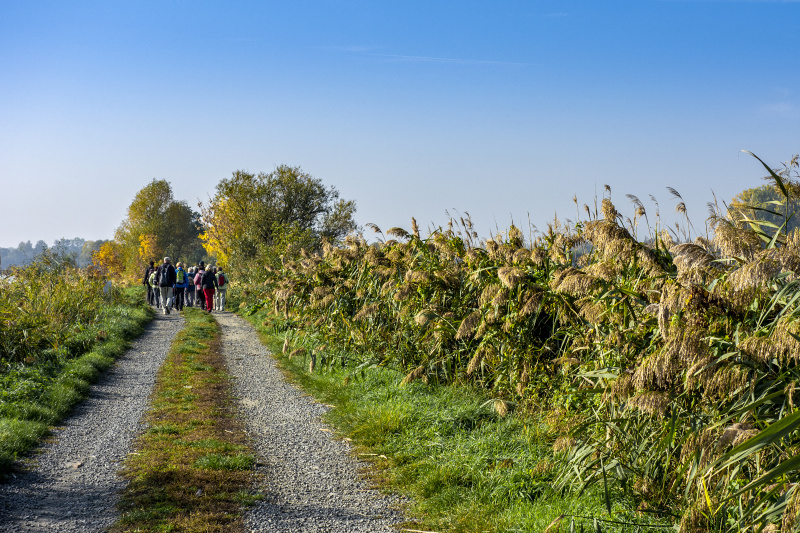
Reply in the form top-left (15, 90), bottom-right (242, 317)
top-left (141, 257), bottom-right (229, 315)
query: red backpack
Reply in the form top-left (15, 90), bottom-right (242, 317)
top-left (218, 273), bottom-right (226, 287)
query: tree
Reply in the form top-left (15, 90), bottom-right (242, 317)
top-left (114, 179), bottom-right (206, 278)
top-left (201, 165), bottom-right (358, 273)
top-left (92, 241), bottom-right (124, 277)
top-left (78, 240), bottom-right (107, 268)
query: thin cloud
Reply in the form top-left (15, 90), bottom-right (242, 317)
top-left (369, 53), bottom-right (530, 67)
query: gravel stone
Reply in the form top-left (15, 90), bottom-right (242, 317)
top-left (0, 312), bottom-right (183, 532)
top-left (216, 312), bottom-right (407, 533)
top-left (0, 310), bottom-right (407, 532)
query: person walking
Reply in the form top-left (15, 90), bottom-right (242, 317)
top-left (142, 261), bottom-right (156, 305)
top-left (149, 269), bottom-right (161, 308)
top-left (194, 263), bottom-right (206, 310)
top-left (173, 262), bottom-right (188, 311)
top-left (215, 267), bottom-right (228, 311)
top-left (186, 266), bottom-right (195, 307)
top-left (200, 264), bottom-right (218, 314)
top-left (155, 257), bottom-right (177, 315)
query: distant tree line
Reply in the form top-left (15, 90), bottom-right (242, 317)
top-left (0, 238), bottom-right (107, 270)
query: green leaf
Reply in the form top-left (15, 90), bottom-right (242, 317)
top-left (743, 150), bottom-right (789, 200)
top-left (725, 453), bottom-right (800, 503)
top-left (715, 408), bottom-right (800, 471)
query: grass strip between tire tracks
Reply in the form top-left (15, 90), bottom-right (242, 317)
top-left (113, 308), bottom-right (257, 533)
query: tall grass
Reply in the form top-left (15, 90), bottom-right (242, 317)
top-left (0, 252), bottom-right (152, 474)
top-left (242, 153), bottom-right (800, 531)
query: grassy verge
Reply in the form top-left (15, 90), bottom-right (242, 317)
top-left (243, 309), bottom-right (672, 533)
top-left (0, 286), bottom-right (153, 476)
top-left (113, 308), bottom-right (257, 533)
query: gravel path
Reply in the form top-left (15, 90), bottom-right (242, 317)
top-left (0, 311), bottom-right (183, 533)
top-left (216, 312), bottom-right (406, 533)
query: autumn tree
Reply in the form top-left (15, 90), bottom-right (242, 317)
top-left (91, 241), bottom-right (124, 277)
top-left (114, 179), bottom-right (207, 278)
top-left (201, 165), bottom-right (358, 275)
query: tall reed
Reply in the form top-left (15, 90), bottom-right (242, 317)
top-left (244, 152), bottom-right (800, 531)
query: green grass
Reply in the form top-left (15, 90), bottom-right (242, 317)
top-left (113, 307), bottom-right (258, 533)
top-left (244, 309), bottom-right (672, 533)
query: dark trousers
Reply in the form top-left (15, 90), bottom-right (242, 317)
top-left (198, 288), bottom-right (206, 310)
top-left (174, 287), bottom-right (185, 310)
top-left (145, 284), bottom-right (154, 305)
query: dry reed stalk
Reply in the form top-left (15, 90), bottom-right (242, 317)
top-left (497, 267), bottom-right (526, 290)
top-left (627, 391), bottom-right (670, 418)
top-left (375, 266), bottom-right (395, 280)
top-left (386, 247), bottom-right (406, 263)
top-left (712, 219), bottom-right (762, 261)
top-left (401, 365), bottom-right (426, 385)
top-left (698, 365), bottom-right (750, 400)
top-left (516, 365), bottom-right (529, 396)
top-left (288, 347), bottom-right (306, 360)
top-left (633, 349), bottom-right (681, 389)
top-left (520, 291), bottom-right (543, 317)
top-left (530, 247), bottom-right (548, 266)
top-left (671, 242), bottom-right (719, 285)
top-left (491, 288), bottom-right (510, 308)
top-left (393, 284), bottom-right (414, 302)
top-left (404, 270), bottom-right (430, 284)
top-left (353, 303), bottom-right (381, 321)
top-left (466, 248), bottom-right (484, 263)
top-left (717, 422), bottom-right (757, 450)
top-left (479, 283), bottom-right (502, 306)
top-left (584, 260), bottom-right (622, 282)
top-left (314, 294), bottom-right (335, 309)
top-left (577, 298), bottom-right (605, 323)
top-left (680, 426), bottom-right (719, 468)
top-left (466, 346), bottom-right (487, 375)
top-left (607, 372), bottom-right (635, 401)
top-left (491, 399), bottom-right (510, 417)
top-left (782, 487), bottom-right (800, 532)
top-left (312, 286), bottom-right (330, 298)
top-left (387, 227), bottom-right (411, 240)
top-left (455, 311), bottom-right (482, 340)
top-left (512, 248), bottom-right (529, 264)
top-left (414, 312), bottom-right (435, 327)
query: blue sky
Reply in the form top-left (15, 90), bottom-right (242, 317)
top-left (1, 0), bottom-right (799, 248)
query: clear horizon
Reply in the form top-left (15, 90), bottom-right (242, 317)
top-left (1, 0), bottom-right (799, 249)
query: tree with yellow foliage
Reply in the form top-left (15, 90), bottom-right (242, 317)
top-left (91, 241), bottom-right (124, 278)
top-left (114, 179), bottom-right (207, 280)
